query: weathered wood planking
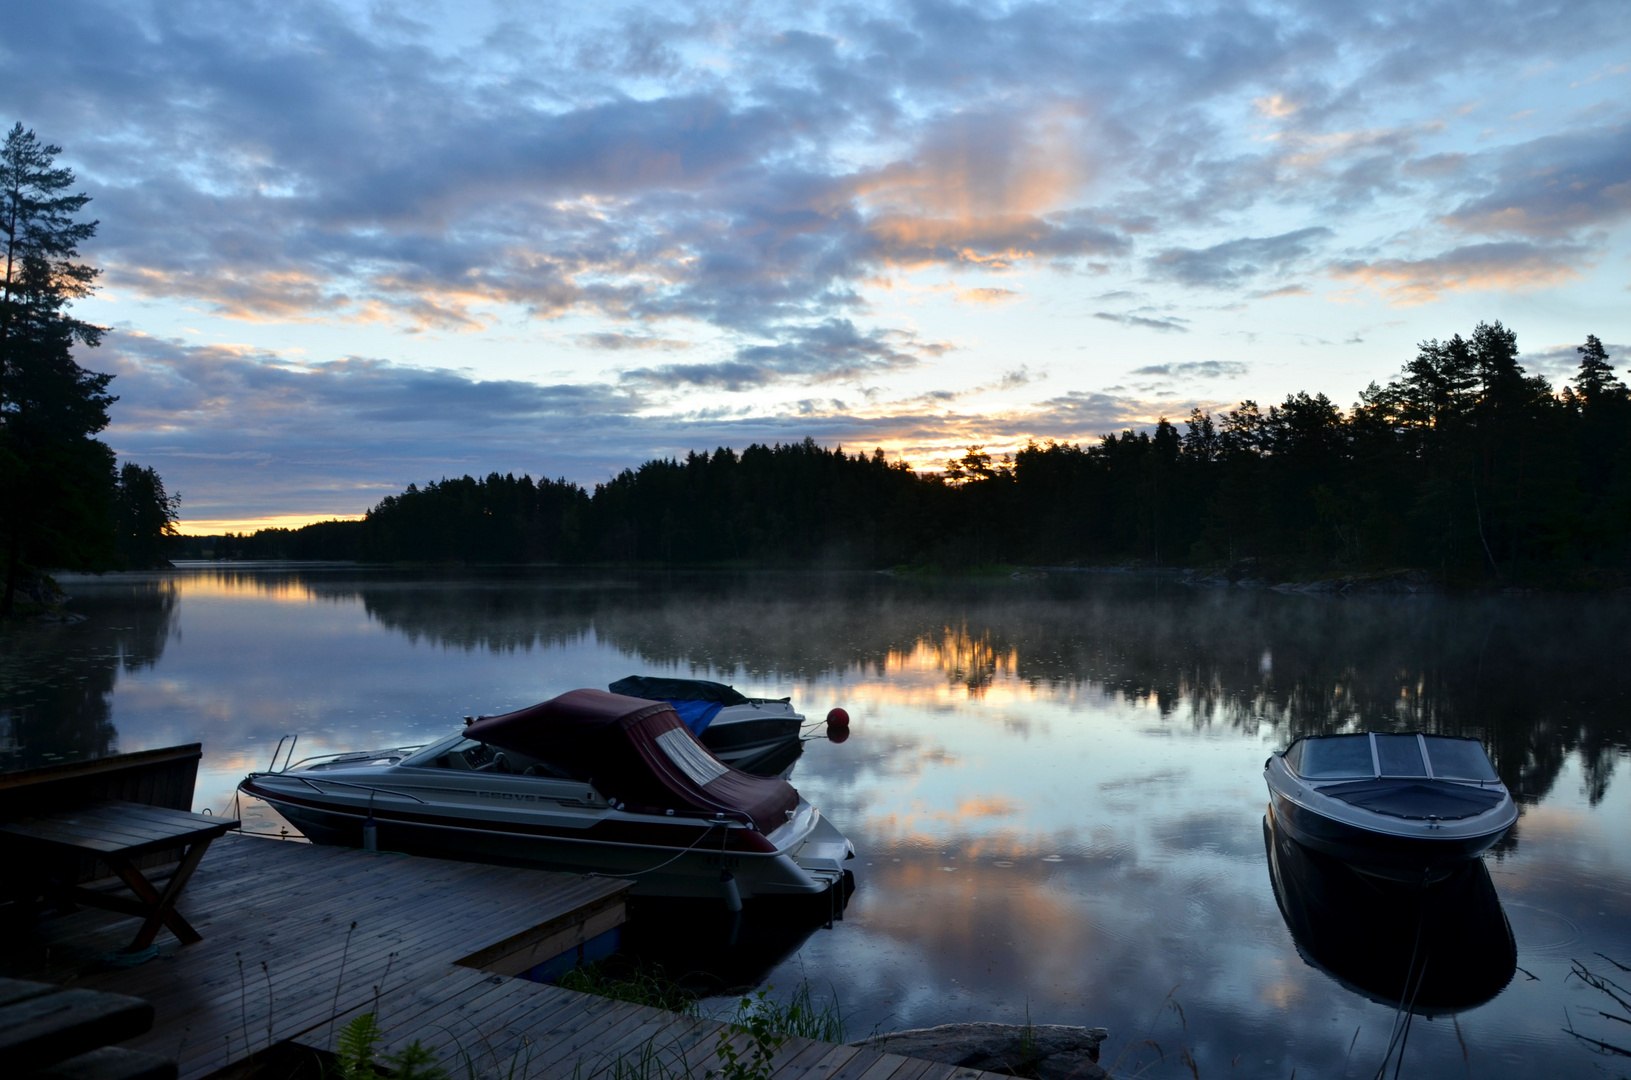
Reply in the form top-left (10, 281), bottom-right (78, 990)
top-left (0, 834), bottom-right (630, 1080)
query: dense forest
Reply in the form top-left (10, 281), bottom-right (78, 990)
top-left (196, 321), bottom-right (1630, 585)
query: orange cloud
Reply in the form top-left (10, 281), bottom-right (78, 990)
top-left (957, 287), bottom-right (1021, 306)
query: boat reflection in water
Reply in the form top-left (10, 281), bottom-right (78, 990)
top-left (1264, 806), bottom-right (1516, 1014)
top-left (619, 869), bottom-right (856, 995)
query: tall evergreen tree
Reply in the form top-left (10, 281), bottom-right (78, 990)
top-left (1573, 334), bottom-right (1626, 405)
top-left (113, 463), bottom-right (181, 569)
top-left (0, 123), bottom-right (117, 613)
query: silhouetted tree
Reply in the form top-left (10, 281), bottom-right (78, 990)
top-left (0, 123), bottom-right (117, 612)
top-left (113, 462), bottom-right (180, 568)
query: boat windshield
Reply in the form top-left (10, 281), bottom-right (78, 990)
top-left (1424, 736), bottom-right (1500, 781)
top-left (1374, 733), bottom-right (1428, 776)
top-left (1289, 736), bottom-right (1374, 778)
top-left (405, 736), bottom-right (579, 778)
top-left (1286, 733), bottom-right (1501, 782)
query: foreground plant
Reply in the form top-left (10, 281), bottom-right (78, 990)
top-left (1564, 953), bottom-right (1631, 1059)
top-left (335, 1013), bottom-right (450, 1080)
top-left (711, 990), bottom-right (787, 1080)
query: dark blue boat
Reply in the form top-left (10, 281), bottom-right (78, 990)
top-left (1263, 733), bottom-right (1517, 881)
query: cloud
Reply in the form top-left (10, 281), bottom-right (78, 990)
top-left (99, 331), bottom-right (651, 518)
top-left (98, 330), bottom-right (1198, 521)
top-left (957, 287), bottom-right (1021, 306)
top-left (621, 319), bottom-right (946, 390)
top-left (1148, 228), bottom-right (1333, 288)
top-left (1094, 312), bottom-right (1190, 333)
top-left (1254, 94), bottom-right (1299, 119)
top-left (11, 1), bottom-right (1624, 351)
top-left (1131, 361), bottom-right (1249, 379)
top-left (1028, 391), bottom-right (1193, 431)
top-left (1521, 340), bottom-right (1629, 377)
top-left (575, 333), bottom-right (693, 351)
top-left (998, 367), bottom-right (1035, 390)
top-left (1441, 125), bottom-right (1631, 237)
top-left (1329, 241), bottom-right (1588, 305)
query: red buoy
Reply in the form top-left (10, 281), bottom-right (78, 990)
top-left (826, 707), bottom-right (850, 728)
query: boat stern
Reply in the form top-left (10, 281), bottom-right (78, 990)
top-left (790, 808), bottom-right (854, 885)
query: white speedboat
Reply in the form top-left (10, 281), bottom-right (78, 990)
top-left (238, 689), bottom-right (854, 900)
top-left (607, 676), bottom-right (807, 774)
top-left (1263, 732), bottom-right (1517, 882)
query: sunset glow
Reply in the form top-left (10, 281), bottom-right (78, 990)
top-left (2, 0), bottom-right (1625, 525)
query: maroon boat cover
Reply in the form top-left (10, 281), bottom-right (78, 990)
top-left (464, 689), bottom-right (799, 833)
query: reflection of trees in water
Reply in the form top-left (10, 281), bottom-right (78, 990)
top-left (340, 571), bottom-right (1629, 806)
top-left (912, 624), bottom-right (1015, 694)
top-left (0, 578), bottom-right (179, 770)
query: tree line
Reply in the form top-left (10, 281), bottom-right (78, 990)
top-left (1, 124), bottom-right (178, 615)
top-left (204, 322), bottom-right (1629, 585)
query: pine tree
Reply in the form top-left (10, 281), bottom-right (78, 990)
top-left (113, 463), bottom-right (181, 569)
top-left (1573, 334), bottom-right (1627, 405)
top-left (0, 123), bottom-right (118, 613)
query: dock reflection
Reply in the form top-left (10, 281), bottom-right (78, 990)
top-left (1263, 808), bottom-right (1516, 1014)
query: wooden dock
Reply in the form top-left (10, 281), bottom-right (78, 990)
top-left (1, 833), bottom-right (629, 1078)
top-left (2, 834), bottom-right (1012, 1080)
top-left (311, 965), bottom-right (997, 1080)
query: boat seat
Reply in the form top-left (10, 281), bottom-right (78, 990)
top-left (1321, 779), bottom-right (1505, 820)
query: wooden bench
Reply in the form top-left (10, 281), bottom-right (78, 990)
top-left (1, 977), bottom-right (176, 1079)
top-left (1, 802), bottom-right (237, 952)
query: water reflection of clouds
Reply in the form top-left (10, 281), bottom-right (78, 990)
top-left (13, 569), bottom-right (1631, 1079)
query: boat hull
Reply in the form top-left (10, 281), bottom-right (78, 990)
top-left (245, 781), bottom-right (846, 900)
top-left (1268, 788), bottom-right (1508, 881)
top-left (702, 715), bottom-right (803, 759)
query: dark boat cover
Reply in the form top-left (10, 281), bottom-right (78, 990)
top-left (1322, 778), bottom-right (1505, 820)
top-left (609, 676), bottom-right (751, 707)
top-left (464, 689), bottom-right (797, 832)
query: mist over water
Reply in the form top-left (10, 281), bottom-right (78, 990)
top-left (4, 567), bottom-right (1629, 1078)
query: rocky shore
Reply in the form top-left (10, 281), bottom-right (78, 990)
top-left (850, 1022), bottom-right (1110, 1080)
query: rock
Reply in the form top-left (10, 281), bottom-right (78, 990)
top-left (3, 569), bottom-right (78, 621)
top-left (850, 1022), bottom-right (1110, 1080)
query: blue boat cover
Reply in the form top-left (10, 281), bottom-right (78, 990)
top-left (1323, 779), bottom-right (1504, 820)
top-left (609, 676), bottom-right (749, 706)
top-left (667, 698), bottom-right (724, 736)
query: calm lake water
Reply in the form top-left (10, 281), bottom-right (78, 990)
top-left (4, 566), bottom-right (1630, 1079)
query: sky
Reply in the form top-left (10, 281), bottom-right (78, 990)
top-left (4, 0), bottom-right (1630, 531)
